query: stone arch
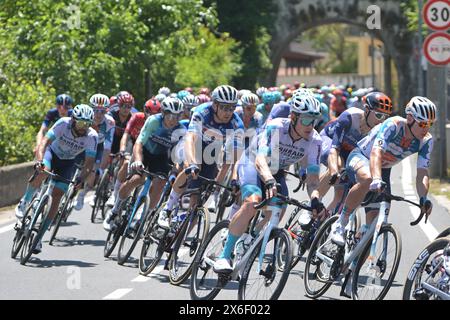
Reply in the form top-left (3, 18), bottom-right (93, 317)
top-left (264, 0), bottom-right (418, 108)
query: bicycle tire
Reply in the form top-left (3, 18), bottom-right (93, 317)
top-left (402, 236), bottom-right (450, 300)
top-left (103, 199), bottom-right (129, 258)
top-left (303, 215), bottom-right (338, 298)
top-left (351, 224), bottom-right (402, 300)
top-left (190, 219), bottom-right (230, 300)
top-left (11, 203), bottom-right (35, 259)
top-left (117, 195), bottom-right (149, 265)
top-left (20, 195), bottom-right (50, 265)
top-left (168, 207), bottom-right (210, 285)
top-left (215, 188), bottom-right (230, 224)
top-left (238, 228), bottom-right (293, 300)
top-left (91, 168), bottom-right (109, 223)
top-left (49, 189), bottom-right (72, 245)
top-left (138, 204), bottom-right (166, 275)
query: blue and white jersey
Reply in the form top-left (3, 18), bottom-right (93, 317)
top-left (137, 114), bottom-right (186, 155)
top-left (265, 102), bottom-right (290, 124)
top-left (357, 116), bottom-right (433, 169)
top-left (188, 102), bottom-right (245, 151)
top-left (46, 117), bottom-right (98, 159)
top-left (242, 117), bottom-right (322, 175)
top-left (93, 114), bottom-right (115, 150)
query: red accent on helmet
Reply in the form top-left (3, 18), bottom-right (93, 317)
top-left (332, 89), bottom-right (343, 96)
top-left (293, 81), bottom-right (300, 89)
top-left (184, 87), bottom-right (193, 94)
top-left (144, 98), bottom-right (161, 115)
top-left (110, 96), bottom-right (117, 106)
top-left (117, 93), bottom-right (135, 107)
top-left (197, 94), bottom-right (211, 104)
top-left (283, 89), bottom-right (293, 98)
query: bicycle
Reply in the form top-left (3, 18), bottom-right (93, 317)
top-left (304, 189), bottom-right (427, 300)
top-left (403, 227), bottom-right (450, 300)
top-left (103, 169), bottom-right (167, 261)
top-left (139, 174), bottom-right (231, 285)
top-left (48, 163), bottom-right (83, 245)
top-left (17, 170), bottom-right (72, 265)
top-left (91, 153), bottom-right (121, 223)
top-left (189, 191), bottom-right (311, 300)
top-left (116, 169), bottom-right (169, 265)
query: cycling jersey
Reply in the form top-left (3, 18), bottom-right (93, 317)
top-left (321, 107), bottom-right (367, 163)
top-left (357, 116), bottom-right (433, 169)
top-left (46, 117), bottom-right (98, 160)
top-left (108, 109), bottom-right (134, 153)
top-left (137, 113), bottom-right (186, 156)
top-left (188, 102), bottom-right (245, 152)
top-left (125, 112), bottom-right (146, 143)
top-left (42, 108), bottom-right (73, 128)
top-left (256, 103), bottom-right (273, 123)
top-left (266, 102), bottom-right (290, 123)
top-left (92, 114), bottom-right (115, 150)
top-left (242, 117), bottom-right (322, 175)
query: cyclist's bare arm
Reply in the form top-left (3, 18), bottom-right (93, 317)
top-left (184, 131), bottom-right (199, 166)
top-left (35, 124), bottom-right (48, 154)
top-left (36, 135), bottom-right (51, 162)
top-left (132, 141), bottom-right (144, 164)
top-left (80, 157), bottom-right (95, 182)
top-left (416, 168), bottom-right (430, 199)
top-left (306, 173), bottom-right (320, 200)
top-left (370, 147), bottom-right (383, 180)
top-left (119, 131), bottom-right (129, 154)
top-left (328, 148), bottom-right (340, 176)
top-left (255, 154), bottom-right (274, 183)
top-left (100, 148), bottom-right (111, 170)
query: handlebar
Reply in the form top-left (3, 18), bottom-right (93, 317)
top-left (361, 190), bottom-right (429, 225)
top-left (283, 170), bottom-right (306, 193)
top-left (142, 169), bottom-right (168, 181)
top-left (253, 193), bottom-right (312, 212)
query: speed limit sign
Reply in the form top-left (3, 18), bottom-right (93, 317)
top-left (423, 0), bottom-right (450, 31)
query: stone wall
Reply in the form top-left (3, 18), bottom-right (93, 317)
top-left (0, 162), bottom-right (34, 207)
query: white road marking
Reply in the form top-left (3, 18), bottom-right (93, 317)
top-left (102, 288), bottom-right (133, 300)
top-left (0, 223), bottom-right (15, 234)
top-left (132, 265), bottom-right (165, 282)
top-left (401, 158), bottom-right (439, 241)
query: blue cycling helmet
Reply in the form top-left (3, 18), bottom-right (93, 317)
top-left (262, 92), bottom-right (277, 105)
top-left (56, 94), bottom-right (73, 107)
top-left (313, 93), bottom-right (323, 103)
top-left (177, 90), bottom-right (190, 100)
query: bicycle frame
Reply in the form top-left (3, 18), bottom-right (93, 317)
top-left (124, 174), bottom-right (153, 233)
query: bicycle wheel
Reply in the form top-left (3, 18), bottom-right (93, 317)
top-left (117, 195), bottom-right (149, 265)
top-left (11, 202), bottom-right (35, 259)
top-left (103, 199), bottom-right (129, 258)
top-left (138, 203), bottom-right (167, 275)
top-left (403, 236), bottom-right (450, 300)
top-left (190, 220), bottom-right (230, 300)
top-left (215, 188), bottom-right (232, 224)
top-left (168, 207), bottom-right (210, 285)
top-left (91, 169), bottom-right (109, 223)
top-left (20, 196), bottom-right (50, 265)
top-left (351, 224), bottom-right (402, 300)
top-left (238, 228), bottom-right (293, 300)
top-left (49, 189), bottom-right (72, 245)
top-left (303, 215), bottom-right (339, 299)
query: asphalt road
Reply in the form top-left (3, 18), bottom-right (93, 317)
top-left (1, 155), bottom-right (449, 300)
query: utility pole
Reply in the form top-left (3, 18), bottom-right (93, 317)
top-left (418, 0), bottom-right (425, 96)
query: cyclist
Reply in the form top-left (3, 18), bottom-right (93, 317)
top-left (331, 96), bottom-right (435, 246)
top-left (330, 88), bottom-right (348, 120)
top-left (197, 93), bottom-right (211, 105)
top-left (15, 105), bottom-right (97, 253)
top-left (158, 85), bottom-right (245, 228)
top-left (75, 94), bottom-right (115, 210)
top-left (107, 92), bottom-right (136, 156)
top-left (158, 86), bottom-right (171, 97)
top-left (181, 94), bottom-right (200, 121)
top-left (318, 92), bottom-right (392, 215)
top-left (213, 94), bottom-right (326, 273)
top-left (34, 94), bottom-right (73, 156)
top-left (103, 97), bottom-right (186, 231)
top-left (257, 91), bottom-right (277, 123)
top-left (106, 98), bottom-right (161, 207)
top-left (256, 87), bottom-right (268, 99)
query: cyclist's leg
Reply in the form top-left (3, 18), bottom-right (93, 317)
top-left (363, 168), bottom-right (392, 227)
top-left (76, 143), bottom-right (103, 210)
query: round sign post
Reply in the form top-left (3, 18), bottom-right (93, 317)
top-left (423, 32), bottom-right (450, 65)
top-left (423, 0), bottom-right (450, 31)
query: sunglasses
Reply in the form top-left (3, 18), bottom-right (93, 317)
top-left (120, 104), bottom-right (133, 109)
top-left (217, 103), bottom-right (236, 113)
top-left (299, 117), bottom-right (317, 127)
top-left (93, 108), bottom-right (106, 114)
top-left (415, 120), bottom-right (433, 128)
top-left (164, 111), bottom-right (182, 121)
top-left (58, 104), bottom-right (71, 110)
top-left (74, 120), bottom-right (91, 129)
top-left (372, 111), bottom-right (389, 120)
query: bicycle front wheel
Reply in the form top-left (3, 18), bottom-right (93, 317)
top-left (402, 236), bottom-right (450, 300)
top-left (168, 208), bottom-right (210, 285)
top-left (49, 190), bottom-right (72, 245)
top-left (91, 169), bottom-right (110, 223)
top-left (351, 224), bottom-right (402, 300)
top-left (11, 203), bottom-right (35, 259)
top-left (238, 228), bottom-right (293, 300)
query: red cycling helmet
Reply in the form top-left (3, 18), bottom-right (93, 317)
top-left (184, 87), bottom-right (194, 94)
top-left (144, 98), bottom-right (161, 115)
top-left (199, 87), bottom-right (210, 96)
top-left (197, 93), bottom-right (211, 104)
top-left (110, 96), bottom-right (117, 106)
top-left (117, 92), bottom-right (135, 107)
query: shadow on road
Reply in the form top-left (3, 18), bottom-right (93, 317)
top-left (46, 238), bottom-right (105, 247)
top-left (25, 258), bottom-right (98, 268)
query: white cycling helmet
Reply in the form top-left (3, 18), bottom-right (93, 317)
top-left (290, 95), bottom-right (321, 117)
top-left (72, 104), bottom-right (94, 123)
top-left (256, 86), bottom-right (268, 98)
top-left (212, 85), bottom-right (239, 105)
top-left (154, 93), bottom-right (166, 103)
top-left (161, 97), bottom-right (184, 114)
top-left (293, 88), bottom-right (314, 97)
top-left (241, 93), bottom-right (260, 107)
top-left (89, 93), bottom-right (110, 109)
top-left (405, 96), bottom-right (437, 123)
top-left (182, 94), bottom-right (199, 107)
top-left (158, 87), bottom-right (171, 96)
top-left (238, 89), bottom-right (252, 100)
